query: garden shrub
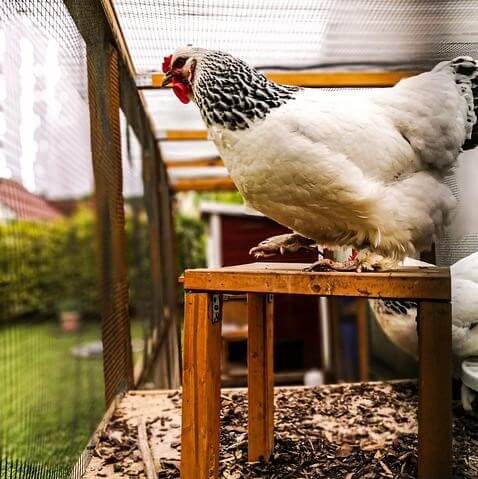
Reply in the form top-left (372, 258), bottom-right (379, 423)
top-left (0, 205), bottom-right (206, 324)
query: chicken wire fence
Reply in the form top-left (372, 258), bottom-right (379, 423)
top-left (0, 1), bottom-right (179, 478)
top-left (115, 0), bottom-right (478, 75)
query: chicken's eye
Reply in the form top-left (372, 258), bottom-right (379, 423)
top-left (173, 57), bottom-right (187, 69)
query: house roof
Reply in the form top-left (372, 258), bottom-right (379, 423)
top-left (0, 179), bottom-right (64, 221)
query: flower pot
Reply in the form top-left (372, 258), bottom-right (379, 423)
top-left (59, 310), bottom-right (81, 332)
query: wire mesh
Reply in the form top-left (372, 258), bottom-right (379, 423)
top-left (114, 0), bottom-right (478, 267)
top-left (1, 0), bottom-right (180, 477)
top-left (0, 1), bottom-right (104, 478)
top-left (120, 112), bottom-right (155, 380)
top-left (86, 42), bottom-right (134, 407)
top-left (120, 112), bottom-right (182, 388)
top-left (113, 0), bottom-right (478, 74)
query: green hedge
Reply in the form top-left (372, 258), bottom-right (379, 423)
top-left (0, 206), bottom-right (206, 324)
top-left (176, 213), bottom-right (206, 274)
top-left (0, 208), bottom-right (97, 321)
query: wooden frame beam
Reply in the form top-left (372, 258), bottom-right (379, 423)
top-left (166, 157), bottom-right (223, 168)
top-left (171, 177), bottom-right (236, 192)
top-left (247, 293), bottom-right (274, 462)
top-left (100, 0), bottom-right (137, 76)
top-left (184, 263), bottom-right (451, 300)
top-left (158, 130), bottom-right (209, 141)
top-left (417, 301), bottom-right (452, 478)
top-left (181, 293), bottom-right (222, 479)
top-left (148, 70), bottom-right (418, 90)
top-left (356, 298), bottom-right (369, 381)
top-left (87, 45), bottom-right (134, 406)
top-left (266, 70), bottom-right (418, 87)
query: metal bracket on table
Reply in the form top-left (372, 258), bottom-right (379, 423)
top-left (210, 294), bottom-right (222, 324)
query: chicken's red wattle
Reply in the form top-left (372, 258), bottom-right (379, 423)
top-left (172, 80), bottom-right (191, 104)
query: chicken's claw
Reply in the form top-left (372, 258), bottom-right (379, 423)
top-left (249, 233), bottom-right (317, 258)
top-left (304, 258), bottom-right (363, 272)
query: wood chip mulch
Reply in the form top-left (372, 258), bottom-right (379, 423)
top-left (83, 382), bottom-right (478, 479)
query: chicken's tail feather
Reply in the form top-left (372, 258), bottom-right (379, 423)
top-left (438, 56), bottom-right (478, 150)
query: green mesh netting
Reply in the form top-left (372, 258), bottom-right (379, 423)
top-left (0, 1), bottom-right (104, 477)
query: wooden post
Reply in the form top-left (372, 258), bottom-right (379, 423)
top-left (87, 45), bottom-right (133, 406)
top-left (328, 298), bottom-right (342, 382)
top-left (159, 160), bottom-right (181, 388)
top-left (247, 293), bottom-right (274, 462)
top-left (356, 299), bottom-right (369, 381)
top-left (66, 0), bottom-right (179, 392)
top-left (181, 293), bottom-right (222, 479)
top-left (417, 301), bottom-right (452, 479)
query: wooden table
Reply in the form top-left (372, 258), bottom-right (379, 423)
top-left (180, 263), bottom-right (452, 479)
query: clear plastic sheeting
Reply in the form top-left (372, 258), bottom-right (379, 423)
top-left (121, 111), bottom-right (144, 198)
top-left (0, 7), bottom-right (93, 199)
top-left (168, 166), bottom-right (229, 181)
top-left (113, 0), bottom-right (478, 75)
top-left (160, 140), bottom-right (219, 161)
top-left (142, 89), bottom-right (205, 133)
top-left (437, 150), bottom-right (478, 266)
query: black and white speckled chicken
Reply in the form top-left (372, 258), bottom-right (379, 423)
top-left (370, 253), bottom-right (478, 412)
top-left (163, 47), bottom-right (478, 270)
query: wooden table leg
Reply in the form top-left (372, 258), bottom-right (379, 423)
top-left (328, 298), bottom-right (342, 382)
top-left (417, 301), bottom-right (452, 479)
top-left (356, 299), bottom-right (369, 381)
top-left (247, 293), bottom-right (274, 462)
top-left (181, 292), bottom-right (222, 479)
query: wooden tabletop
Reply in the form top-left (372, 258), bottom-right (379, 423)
top-left (183, 262), bottom-right (451, 301)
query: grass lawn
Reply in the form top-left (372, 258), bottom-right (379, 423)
top-left (0, 318), bottom-right (143, 477)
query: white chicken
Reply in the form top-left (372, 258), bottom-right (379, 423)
top-left (370, 252), bottom-right (478, 411)
top-left (162, 47), bottom-right (478, 270)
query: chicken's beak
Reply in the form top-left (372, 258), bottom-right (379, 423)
top-left (161, 72), bottom-right (173, 87)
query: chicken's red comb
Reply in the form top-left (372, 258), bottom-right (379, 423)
top-left (162, 55), bottom-right (172, 73)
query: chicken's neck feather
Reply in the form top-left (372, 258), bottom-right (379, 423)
top-left (192, 51), bottom-right (300, 131)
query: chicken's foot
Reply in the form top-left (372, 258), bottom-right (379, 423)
top-left (304, 250), bottom-right (398, 272)
top-left (304, 258), bottom-right (361, 272)
top-left (249, 233), bottom-right (317, 258)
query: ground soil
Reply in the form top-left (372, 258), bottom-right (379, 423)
top-left (83, 381), bottom-right (478, 479)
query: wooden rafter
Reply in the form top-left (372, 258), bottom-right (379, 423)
top-left (158, 130), bottom-right (209, 141)
top-left (166, 156), bottom-right (223, 168)
top-left (265, 70), bottom-right (418, 87)
top-left (171, 177), bottom-right (236, 192)
top-left (147, 70), bottom-right (419, 89)
top-left (100, 0), bottom-right (137, 76)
